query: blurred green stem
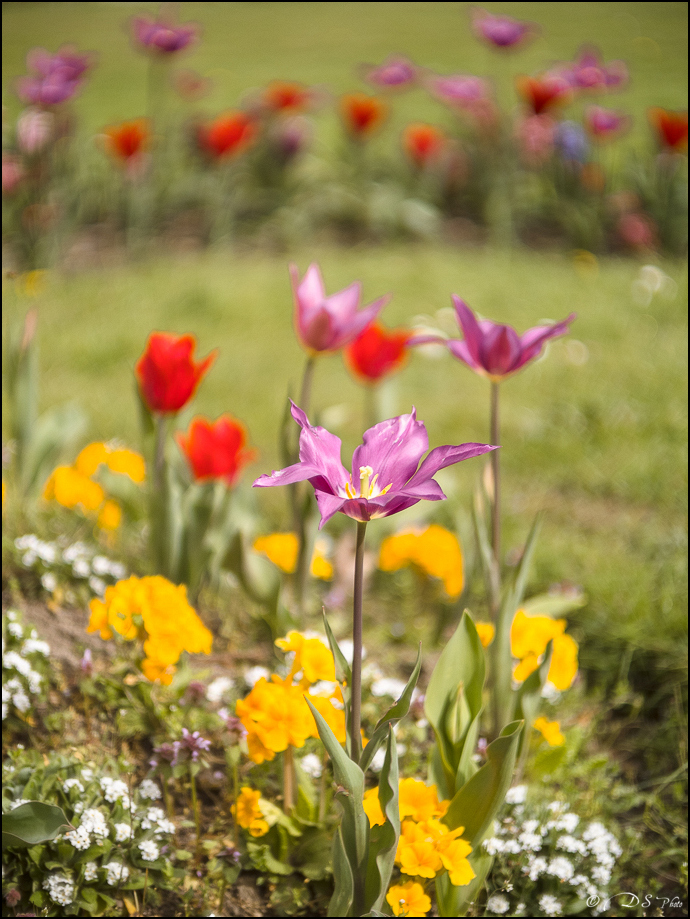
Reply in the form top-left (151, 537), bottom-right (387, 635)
top-left (350, 520), bottom-right (367, 763)
top-left (283, 744), bottom-right (295, 813)
top-left (491, 382), bottom-right (501, 582)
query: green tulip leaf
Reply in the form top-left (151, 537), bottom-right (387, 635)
top-left (3, 802), bottom-right (71, 849)
top-left (364, 727), bottom-right (400, 914)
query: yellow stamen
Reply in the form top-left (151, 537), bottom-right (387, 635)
top-left (345, 482), bottom-right (356, 499)
top-left (380, 483), bottom-right (392, 496)
top-left (359, 465), bottom-right (373, 497)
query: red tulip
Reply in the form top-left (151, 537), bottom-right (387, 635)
top-left (403, 123), bottom-right (446, 167)
top-left (516, 73), bottom-right (572, 115)
top-left (648, 108), bottom-right (688, 152)
top-left (340, 93), bottom-right (388, 138)
top-left (263, 81), bottom-right (313, 114)
top-left (345, 323), bottom-right (410, 383)
top-left (136, 332), bottom-right (217, 414)
top-left (103, 119), bottom-right (150, 163)
top-left (177, 415), bottom-right (256, 486)
top-left (197, 111), bottom-right (256, 160)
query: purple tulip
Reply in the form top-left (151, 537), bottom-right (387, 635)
top-left (291, 263), bottom-right (390, 354)
top-left (412, 297), bottom-right (575, 382)
top-left (584, 106), bottom-right (631, 142)
top-left (131, 13), bottom-right (199, 55)
top-left (362, 55), bottom-right (417, 89)
top-left (427, 74), bottom-right (491, 109)
top-left (16, 46), bottom-right (93, 106)
top-left (558, 46), bottom-right (628, 92)
top-left (254, 401), bottom-right (496, 528)
top-left (470, 7), bottom-right (537, 50)
top-left (555, 121), bottom-right (589, 163)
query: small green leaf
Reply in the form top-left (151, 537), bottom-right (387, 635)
top-left (328, 827), bottom-right (354, 917)
top-left (443, 720), bottom-right (523, 850)
top-left (363, 727), bottom-right (400, 914)
top-left (2, 802), bottom-right (71, 849)
top-left (520, 590), bottom-right (586, 618)
top-left (359, 644), bottom-right (421, 774)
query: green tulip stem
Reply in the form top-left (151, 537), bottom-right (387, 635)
top-left (350, 520), bottom-right (367, 763)
top-left (491, 381), bottom-right (501, 587)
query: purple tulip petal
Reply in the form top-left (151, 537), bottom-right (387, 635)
top-left (481, 324), bottom-right (522, 375)
top-left (408, 443), bottom-right (498, 487)
top-left (352, 409), bottom-right (428, 492)
top-left (452, 297), bottom-right (485, 364)
top-left (291, 403), bottom-right (350, 490)
top-left (329, 293), bottom-right (391, 349)
top-left (314, 491), bottom-right (349, 528)
top-left (515, 313), bottom-right (576, 369)
top-left (254, 461), bottom-right (323, 488)
top-left (446, 338), bottom-right (484, 371)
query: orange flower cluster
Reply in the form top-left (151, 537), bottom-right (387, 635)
top-left (379, 524), bottom-right (464, 598)
top-left (43, 441), bottom-right (145, 531)
top-left (235, 631), bottom-right (345, 763)
top-left (87, 575), bottom-right (212, 685)
top-left (511, 609), bottom-right (578, 691)
top-left (365, 778), bottom-right (475, 888)
top-left (232, 786), bottom-right (269, 837)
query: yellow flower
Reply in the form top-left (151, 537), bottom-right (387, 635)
top-left (254, 533), bottom-right (298, 573)
top-left (398, 778), bottom-right (445, 822)
top-left (398, 840), bottom-right (442, 878)
top-left (75, 442), bottom-right (109, 477)
top-left (476, 622), bottom-right (495, 648)
top-left (106, 447), bottom-right (146, 483)
top-left (379, 524), bottom-right (463, 598)
top-left (363, 786), bottom-right (386, 827)
top-left (548, 633), bottom-right (578, 690)
top-left (438, 837), bottom-right (475, 886)
top-left (275, 630), bottom-right (336, 684)
top-left (511, 610), bottom-right (566, 660)
top-left (310, 549), bottom-right (333, 580)
top-left (44, 465), bottom-right (105, 512)
top-left (97, 499), bottom-right (122, 531)
top-left (236, 675), bottom-right (317, 762)
top-left (233, 787), bottom-right (269, 837)
top-left (534, 716), bottom-right (565, 746)
top-left (87, 598), bottom-right (113, 640)
top-left (307, 693), bottom-right (346, 744)
top-left (386, 881), bottom-right (432, 917)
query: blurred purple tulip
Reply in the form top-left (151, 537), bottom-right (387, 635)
top-left (290, 263), bottom-right (390, 354)
top-left (427, 74), bottom-right (491, 109)
top-left (558, 46), bottom-right (628, 92)
top-left (584, 106), bottom-right (631, 142)
top-left (16, 46), bottom-right (93, 106)
top-left (254, 401), bottom-right (496, 528)
top-left (131, 11), bottom-right (199, 55)
top-left (555, 121), bottom-right (589, 163)
top-left (362, 55), bottom-right (417, 90)
top-left (412, 297), bottom-right (575, 382)
top-left (470, 7), bottom-right (537, 50)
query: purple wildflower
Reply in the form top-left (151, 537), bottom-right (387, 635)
top-left (254, 402), bottom-right (496, 528)
top-left (362, 55), bottom-right (417, 90)
top-left (131, 11), bottom-right (199, 55)
top-left (172, 728), bottom-right (211, 764)
top-left (153, 742), bottom-right (176, 764)
top-left (470, 7), bottom-right (537, 50)
top-left (412, 298), bottom-right (575, 382)
top-left (80, 648), bottom-right (93, 678)
top-left (225, 715), bottom-right (248, 744)
top-left (184, 680), bottom-right (206, 703)
top-left (291, 263), bottom-right (391, 354)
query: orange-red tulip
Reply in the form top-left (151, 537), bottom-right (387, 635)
top-left (177, 415), bottom-right (256, 486)
top-left (340, 93), bottom-right (388, 138)
top-left (345, 323), bottom-right (410, 383)
top-left (516, 74), bottom-right (572, 115)
top-left (197, 111), bottom-right (256, 160)
top-left (136, 332), bottom-right (217, 415)
top-left (648, 108), bottom-right (688, 152)
top-left (263, 80), bottom-right (313, 113)
top-left (103, 119), bottom-right (150, 162)
top-left (403, 123), bottom-right (446, 167)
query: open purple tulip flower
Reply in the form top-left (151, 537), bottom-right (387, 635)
top-left (254, 401), bottom-right (497, 527)
top-left (413, 297), bottom-right (575, 382)
top-left (470, 7), bottom-right (537, 50)
top-left (291, 263), bottom-right (391, 354)
top-left (131, 12), bottom-right (199, 55)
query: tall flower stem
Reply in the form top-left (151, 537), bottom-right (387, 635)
top-left (350, 520), bottom-right (368, 763)
top-left (190, 765), bottom-right (201, 853)
top-left (490, 382), bottom-right (501, 590)
top-left (151, 414), bottom-right (169, 574)
top-left (283, 745), bottom-right (295, 813)
top-left (292, 355), bottom-right (317, 610)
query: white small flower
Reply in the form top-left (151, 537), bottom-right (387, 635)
top-left (369, 747), bottom-right (386, 773)
top-left (101, 777), bottom-right (130, 804)
top-left (547, 800), bottom-right (568, 814)
top-left (21, 638), bottom-right (50, 656)
top-left (244, 666), bottom-right (269, 687)
top-left (41, 572), bottom-right (58, 592)
top-left (486, 894), bottom-right (510, 914)
top-left (106, 862), bottom-right (129, 886)
top-left (8, 622), bottom-right (24, 639)
top-left (63, 778), bottom-right (85, 794)
top-left (554, 811), bottom-right (580, 833)
top-left (518, 831), bottom-right (542, 852)
top-left (81, 768), bottom-right (94, 781)
top-left (64, 825), bottom-right (91, 850)
top-left (12, 689), bottom-right (31, 712)
top-left (6, 609), bottom-right (18, 619)
top-left (206, 676), bottom-right (235, 703)
top-left (300, 753), bottom-right (323, 779)
top-left (81, 808), bottom-right (109, 838)
top-left (592, 864), bottom-right (612, 885)
top-left (524, 855), bottom-right (548, 881)
top-left (43, 873), bottom-right (75, 906)
top-left (139, 840), bottom-right (160, 861)
top-left (139, 779), bottom-right (162, 801)
top-left (370, 677), bottom-right (407, 699)
top-left (114, 823), bottom-right (133, 842)
top-left (558, 834), bottom-right (587, 855)
top-left (140, 806), bottom-right (175, 834)
top-left (338, 639), bottom-right (366, 665)
top-left (505, 784), bottom-right (527, 805)
top-left (10, 798), bottom-right (30, 810)
top-left (548, 856), bottom-right (575, 881)
top-left (89, 576), bottom-right (107, 596)
top-left (522, 819), bottom-right (540, 834)
top-left (22, 550), bottom-right (38, 567)
top-left (84, 861), bottom-right (98, 881)
top-left (538, 894), bottom-right (562, 915)
top-left (482, 837), bottom-right (505, 856)
top-left (92, 555), bottom-right (113, 576)
top-left (73, 801), bottom-right (85, 815)
top-left (62, 542), bottom-right (89, 563)
top-left (502, 839), bottom-right (522, 855)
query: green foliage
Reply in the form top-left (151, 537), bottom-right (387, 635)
top-left (2, 802), bottom-right (70, 849)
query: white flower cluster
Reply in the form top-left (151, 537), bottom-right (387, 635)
top-left (483, 796), bottom-right (621, 916)
top-left (14, 534), bottom-right (127, 597)
top-left (139, 778), bottom-right (162, 801)
top-left (84, 861), bottom-right (99, 882)
top-left (140, 806), bottom-right (176, 835)
top-left (206, 676), bottom-right (235, 704)
top-left (106, 862), bottom-right (129, 886)
top-left (2, 611), bottom-right (50, 720)
top-left (114, 822), bottom-right (133, 842)
top-left (139, 839), bottom-right (160, 861)
top-left (43, 873), bottom-right (75, 906)
top-left (101, 776), bottom-right (131, 806)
